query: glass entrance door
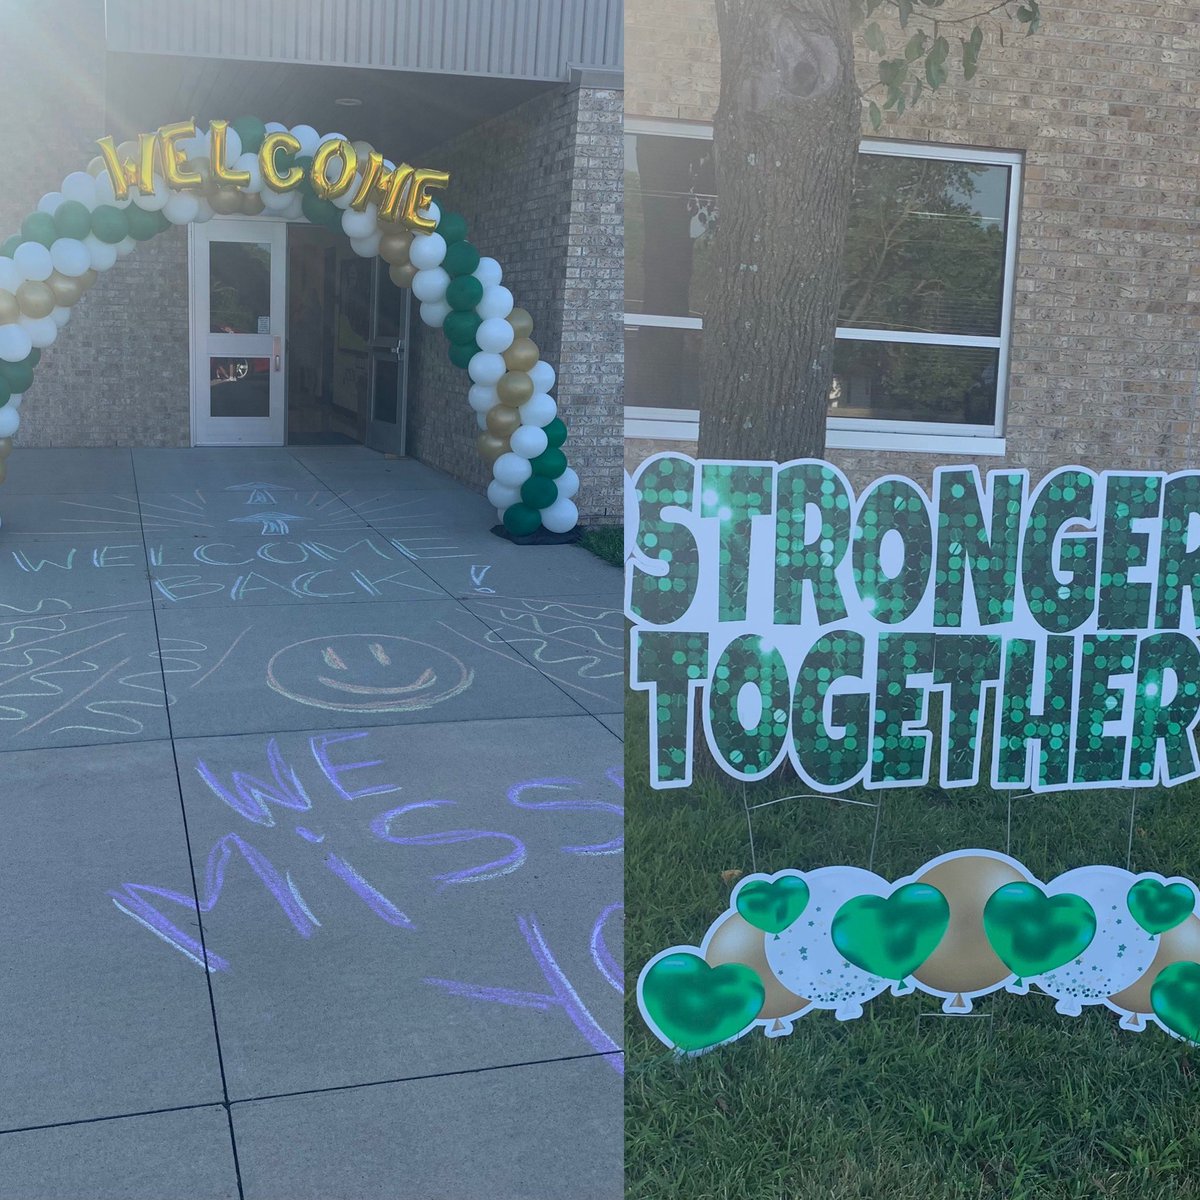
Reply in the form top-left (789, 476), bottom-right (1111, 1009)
top-left (365, 262), bottom-right (410, 455)
top-left (190, 218), bottom-right (287, 446)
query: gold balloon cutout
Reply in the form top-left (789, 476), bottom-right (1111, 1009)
top-left (508, 307), bottom-right (534, 339)
top-left (496, 371), bottom-right (534, 407)
top-left (476, 432), bottom-right (508, 463)
top-left (16, 281), bottom-right (55, 320)
top-left (1108, 913), bottom-right (1200, 1027)
top-left (47, 273), bottom-right (83, 308)
top-left (912, 854), bottom-right (1029, 1008)
top-left (0, 290), bottom-right (18, 324)
top-left (485, 405), bottom-right (521, 438)
top-left (389, 262), bottom-right (417, 289)
top-left (503, 337), bottom-right (539, 373)
top-left (705, 912), bottom-right (809, 1030)
top-left (379, 230), bottom-right (413, 267)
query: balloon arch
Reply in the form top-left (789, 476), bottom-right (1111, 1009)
top-left (0, 117), bottom-right (580, 536)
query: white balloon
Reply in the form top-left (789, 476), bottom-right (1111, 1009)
top-left (83, 234), bottom-right (118, 272)
top-left (476, 285), bottom-right (514, 320)
top-left (0, 405), bottom-right (19, 437)
top-left (540, 497), bottom-right (579, 534)
top-left (468, 384), bottom-right (499, 414)
top-left (519, 393), bottom-right (557, 427)
top-left (487, 480), bottom-right (522, 509)
top-left (234, 153), bottom-right (263, 194)
top-left (0, 258), bottom-right (20, 293)
top-left (37, 191), bottom-right (64, 215)
top-left (510, 425), bottom-right (549, 460)
top-left (115, 236), bottom-right (137, 258)
top-left (476, 317), bottom-right (515, 354)
top-left (411, 267), bottom-right (450, 304)
top-left (13, 241), bottom-right (53, 282)
top-left (61, 171), bottom-right (97, 207)
top-left (341, 204), bottom-right (378, 240)
top-left (50, 238), bottom-right (90, 277)
top-left (51, 305), bottom-right (71, 328)
top-left (318, 131), bottom-right (347, 145)
top-left (163, 191), bottom-right (201, 225)
top-left (409, 232), bottom-right (447, 271)
top-left (475, 412), bottom-right (489, 431)
top-left (0, 324), bottom-right (32, 362)
top-left (492, 452), bottom-right (533, 488)
top-left (331, 177), bottom-right (363, 210)
top-left (7, 392), bottom-right (21, 409)
top-left (556, 466), bottom-right (580, 500)
top-left (419, 300), bottom-right (451, 328)
top-left (20, 315), bottom-right (58, 348)
top-left (529, 359), bottom-right (556, 393)
top-left (421, 202), bottom-right (441, 227)
top-left (131, 174), bottom-right (169, 212)
top-left (179, 127), bottom-right (210, 163)
top-left (468, 352), bottom-right (507, 386)
top-left (473, 257), bottom-right (502, 289)
top-left (264, 121), bottom-right (288, 135)
top-left (349, 231), bottom-right (382, 258)
top-left (192, 196), bottom-right (215, 224)
top-left (93, 171), bottom-right (133, 209)
top-left (260, 186), bottom-right (292, 213)
top-left (290, 125), bottom-right (321, 156)
top-left (281, 192), bottom-right (305, 221)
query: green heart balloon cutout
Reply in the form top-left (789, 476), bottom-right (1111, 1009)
top-left (982, 882), bottom-right (1097, 981)
top-left (640, 952), bottom-right (765, 1052)
top-left (1128, 879), bottom-right (1195, 935)
top-left (830, 883), bottom-right (950, 982)
top-left (735, 875), bottom-right (810, 935)
top-left (1152, 961), bottom-right (1200, 1043)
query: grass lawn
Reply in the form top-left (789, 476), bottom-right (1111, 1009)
top-left (580, 522), bottom-right (623, 567)
top-left (626, 690), bottom-right (1200, 1199)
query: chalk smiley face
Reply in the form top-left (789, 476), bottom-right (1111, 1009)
top-left (266, 634), bottom-right (474, 712)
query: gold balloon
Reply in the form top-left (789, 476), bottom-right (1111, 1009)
top-left (0, 456), bottom-right (6, 485)
top-left (0, 437), bottom-right (11, 460)
top-left (389, 262), bottom-right (417, 289)
top-left (477, 433), bottom-right (508, 463)
top-left (1109, 913), bottom-right (1200, 1022)
top-left (503, 337), bottom-right (539, 373)
top-left (242, 192), bottom-right (266, 216)
top-left (379, 230), bottom-right (413, 267)
top-left (209, 186), bottom-right (244, 215)
top-left (496, 371), bottom-right (534, 407)
top-left (911, 854), bottom-right (1028, 1003)
top-left (0, 290), bottom-right (19, 324)
top-left (47, 273), bottom-right (83, 308)
top-left (16, 281), bottom-right (55, 320)
top-left (486, 405), bottom-right (521, 438)
top-left (705, 912), bottom-right (809, 1027)
top-left (351, 140), bottom-right (375, 162)
top-left (508, 307), bottom-right (534, 339)
top-left (78, 269), bottom-right (98, 292)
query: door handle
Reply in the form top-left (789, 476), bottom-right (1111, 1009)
top-left (273, 336), bottom-right (282, 373)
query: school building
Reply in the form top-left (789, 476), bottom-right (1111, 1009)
top-left (625, 0), bottom-right (1200, 486)
top-left (1, 0), bottom-right (623, 520)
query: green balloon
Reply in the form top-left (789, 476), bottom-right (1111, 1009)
top-left (982, 883), bottom-right (1097, 982)
top-left (443, 311), bottom-right (482, 346)
top-left (90, 205), bottom-right (129, 244)
top-left (301, 192), bottom-right (340, 229)
top-left (530, 447), bottom-right (567, 479)
top-left (542, 417), bottom-right (567, 448)
top-left (448, 341), bottom-right (478, 369)
top-left (0, 235), bottom-right (19, 258)
top-left (54, 200), bottom-right (92, 240)
top-left (445, 275), bottom-right (483, 312)
top-left (831, 884), bottom-right (950, 982)
top-left (125, 205), bottom-right (162, 241)
top-left (231, 116), bottom-right (267, 154)
top-left (21, 211), bottom-right (58, 248)
top-left (639, 952), bottom-right (764, 1052)
top-left (1128, 880), bottom-right (1195, 935)
top-left (23, 347), bottom-right (41, 368)
top-left (503, 503), bottom-right (543, 537)
top-left (151, 209), bottom-right (171, 234)
top-left (1152, 961), bottom-right (1200, 1044)
top-left (0, 360), bottom-right (34, 393)
top-left (736, 875), bottom-right (810, 935)
top-left (520, 475), bottom-right (558, 510)
top-left (442, 240), bottom-right (480, 277)
top-left (294, 155), bottom-right (315, 198)
top-left (0, 379), bottom-right (11, 405)
top-left (436, 211), bottom-right (468, 245)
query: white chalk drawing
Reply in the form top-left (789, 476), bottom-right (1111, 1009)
top-left (470, 565), bottom-right (496, 594)
top-left (228, 512), bottom-right (306, 536)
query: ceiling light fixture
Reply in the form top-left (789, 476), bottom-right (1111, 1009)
top-left (334, 97), bottom-right (363, 107)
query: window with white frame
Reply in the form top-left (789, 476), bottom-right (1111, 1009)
top-left (624, 120), bottom-right (1021, 455)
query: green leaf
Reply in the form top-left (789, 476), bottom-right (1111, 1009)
top-left (910, 76), bottom-right (924, 107)
top-left (904, 31), bottom-right (927, 62)
top-left (970, 24), bottom-right (984, 52)
top-left (865, 21), bottom-right (886, 53)
top-left (927, 35), bottom-right (950, 67)
top-left (897, 0), bottom-right (912, 28)
top-left (926, 57), bottom-right (947, 89)
top-left (868, 100), bottom-right (883, 131)
top-left (962, 38), bottom-right (978, 81)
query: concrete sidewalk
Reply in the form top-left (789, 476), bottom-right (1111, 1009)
top-left (0, 447), bottom-right (623, 1200)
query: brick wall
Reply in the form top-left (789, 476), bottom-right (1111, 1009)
top-left (409, 81), bottom-right (623, 523)
top-left (625, 0), bottom-right (1200, 493)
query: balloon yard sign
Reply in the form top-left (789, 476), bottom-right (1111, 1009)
top-left (628, 455), bottom-right (1200, 793)
top-left (0, 118), bottom-right (581, 537)
top-left (637, 853), bottom-right (1200, 1051)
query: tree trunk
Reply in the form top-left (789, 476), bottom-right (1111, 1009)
top-left (698, 0), bottom-right (860, 461)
